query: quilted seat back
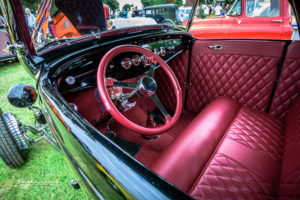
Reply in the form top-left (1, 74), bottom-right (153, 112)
top-left (156, 50), bottom-right (189, 111)
top-left (269, 41), bottom-right (300, 119)
top-left (279, 97), bottom-right (300, 199)
top-left (187, 40), bottom-right (285, 113)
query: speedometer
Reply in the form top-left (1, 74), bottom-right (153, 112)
top-left (121, 58), bottom-right (132, 69)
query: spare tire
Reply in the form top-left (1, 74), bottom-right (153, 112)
top-left (0, 109), bottom-right (28, 168)
top-left (162, 19), bottom-right (175, 26)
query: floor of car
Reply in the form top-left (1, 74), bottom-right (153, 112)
top-left (64, 87), bottom-right (197, 166)
top-left (109, 104), bottom-right (197, 167)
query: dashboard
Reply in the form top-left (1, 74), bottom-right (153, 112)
top-left (56, 33), bottom-right (193, 95)
top-left (106, 37), bottom-right (190, 80)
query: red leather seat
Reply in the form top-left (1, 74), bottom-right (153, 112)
top-left (151, 97), bottom-right (300, 199)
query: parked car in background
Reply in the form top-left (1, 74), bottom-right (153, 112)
top-left (177, 6), bottom-right (192, 24)
top-left (111, 17), bottom-right (157, 29)
top-left (144, 4), bottom-right (179, 26)
top-left (0, 15), bottom-right (15, 63)
top-left (103, 4), bottom-right (110, 19)
top-left (188, 0), bottom-right (293, 39)
top-left (112, 9), bottom-right (157, 29)
top-left (116, 11), bottom-right (129, 18)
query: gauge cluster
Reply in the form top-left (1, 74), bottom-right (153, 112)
top-left (120, 54), bottom-right (151, 70)
top-left (140, 39), bottom-right (183, 59)
top-left (106, 52), bottom-right (152, 80)
top-left (105, 37), bottom-right (189, 81)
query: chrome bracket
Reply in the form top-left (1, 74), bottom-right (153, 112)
top-left (5, 42), bottom-right (26, 56)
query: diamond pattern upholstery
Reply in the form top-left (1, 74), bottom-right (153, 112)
top-left (279, 98), bottom-right (300, 199)
top-left (189, 106), bottom-right (285, 199)
top-left (226, 107), bottom-right (285, 163)
top-left (186, 40), bottom-right (285, 113)
top-left (190, 154), bottom-right (277, 199)
top-left (269, 41), bottom-right (300, 119)
top-left (156, 50), bottom-right (189, 111)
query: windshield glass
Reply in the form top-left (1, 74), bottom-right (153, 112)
top-left (24, 0), bottom-right (194, 52)
top-left (228, 0), bottom-right (242, 16)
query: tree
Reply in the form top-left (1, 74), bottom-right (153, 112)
top-left (173, 0), bottom-right (183, 7)
top-left (21, 0), bottom-right (39, 12)
top-left (103, 0), bottom-right (119, 12)
top-left (141, 0), bottom-right (168, 7)
top-left (122, 4), bottom-right (134, 11)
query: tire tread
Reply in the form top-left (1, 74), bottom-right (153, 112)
top-left (0, 111), bottom-right (25, 168)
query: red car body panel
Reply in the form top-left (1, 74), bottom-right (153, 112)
top-left (189, 0), bottom-right (293, 39)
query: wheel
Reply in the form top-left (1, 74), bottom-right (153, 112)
top-left (0, 109), bottom-right (28, 168)
top-left (97, 45), bottom-right (183, 136)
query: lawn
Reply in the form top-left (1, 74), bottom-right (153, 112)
top-left (0, 62), bottom-right (86, 199)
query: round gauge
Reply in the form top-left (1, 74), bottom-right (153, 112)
top-left (131, 55), bottom-right (141, 66)
top-left (142, 55), bottom-right (152, 66)
top-left (121, 58), bottom-right (132, 69)
top-left (160, 47), bottom-right (166, 57)
top-left (153, 49), bottom-right (160, 56)
top-left (65, 76), bottom-right (76, 85)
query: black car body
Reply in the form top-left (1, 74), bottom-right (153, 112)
top-left (0, 0), bottom-right (300, 199)
top-left (144, 4), bottom-right (179, 25)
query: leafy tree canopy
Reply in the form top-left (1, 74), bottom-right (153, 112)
top-left (21, 0), bottom-right (39, 12)
top-left (103, 0), bottom-right (119, 11)
top-left (141, 0), bottom-right (183, 7)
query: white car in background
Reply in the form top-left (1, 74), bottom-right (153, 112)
top-left (111, 16), bottom-right (157, 29)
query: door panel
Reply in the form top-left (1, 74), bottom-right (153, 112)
top-left (269, 41), bottom-right (300, 119)
top-left (187, 40), bottom-right (285, 113)
top-left (156, 50), bottom-right (189, 111)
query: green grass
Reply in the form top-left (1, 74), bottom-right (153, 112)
top-left (0, 62), bottom-right (86, 199)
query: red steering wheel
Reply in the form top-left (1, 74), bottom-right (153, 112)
top-left (97, 45), bottom-right (182, 136)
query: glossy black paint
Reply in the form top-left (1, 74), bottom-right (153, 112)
top-left (8, 84), bottom-right (37, 108)
top-left (55, 0), bottom-right (107, 34)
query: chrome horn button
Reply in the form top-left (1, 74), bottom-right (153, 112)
top-left (137, 76), bottom-right (157, 96)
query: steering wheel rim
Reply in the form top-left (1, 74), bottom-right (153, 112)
top-left (97, 45), bottom-right (182, 136)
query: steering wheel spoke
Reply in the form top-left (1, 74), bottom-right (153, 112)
top-left (147, 63), bottom-right (160, 77)
top-left (150, 94), bottom-right (171, 123)
top-left (106, 79), bottom-right (138, 89)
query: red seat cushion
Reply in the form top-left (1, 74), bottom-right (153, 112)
top-left (189, 106), bottom-right (285, 199)
top-left (151, 97), bottom-right (241, 192)
top-left (151, 97), bottom-right (286, 198)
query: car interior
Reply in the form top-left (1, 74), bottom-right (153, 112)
top-left (54, 30), bottom-right (300, 198)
